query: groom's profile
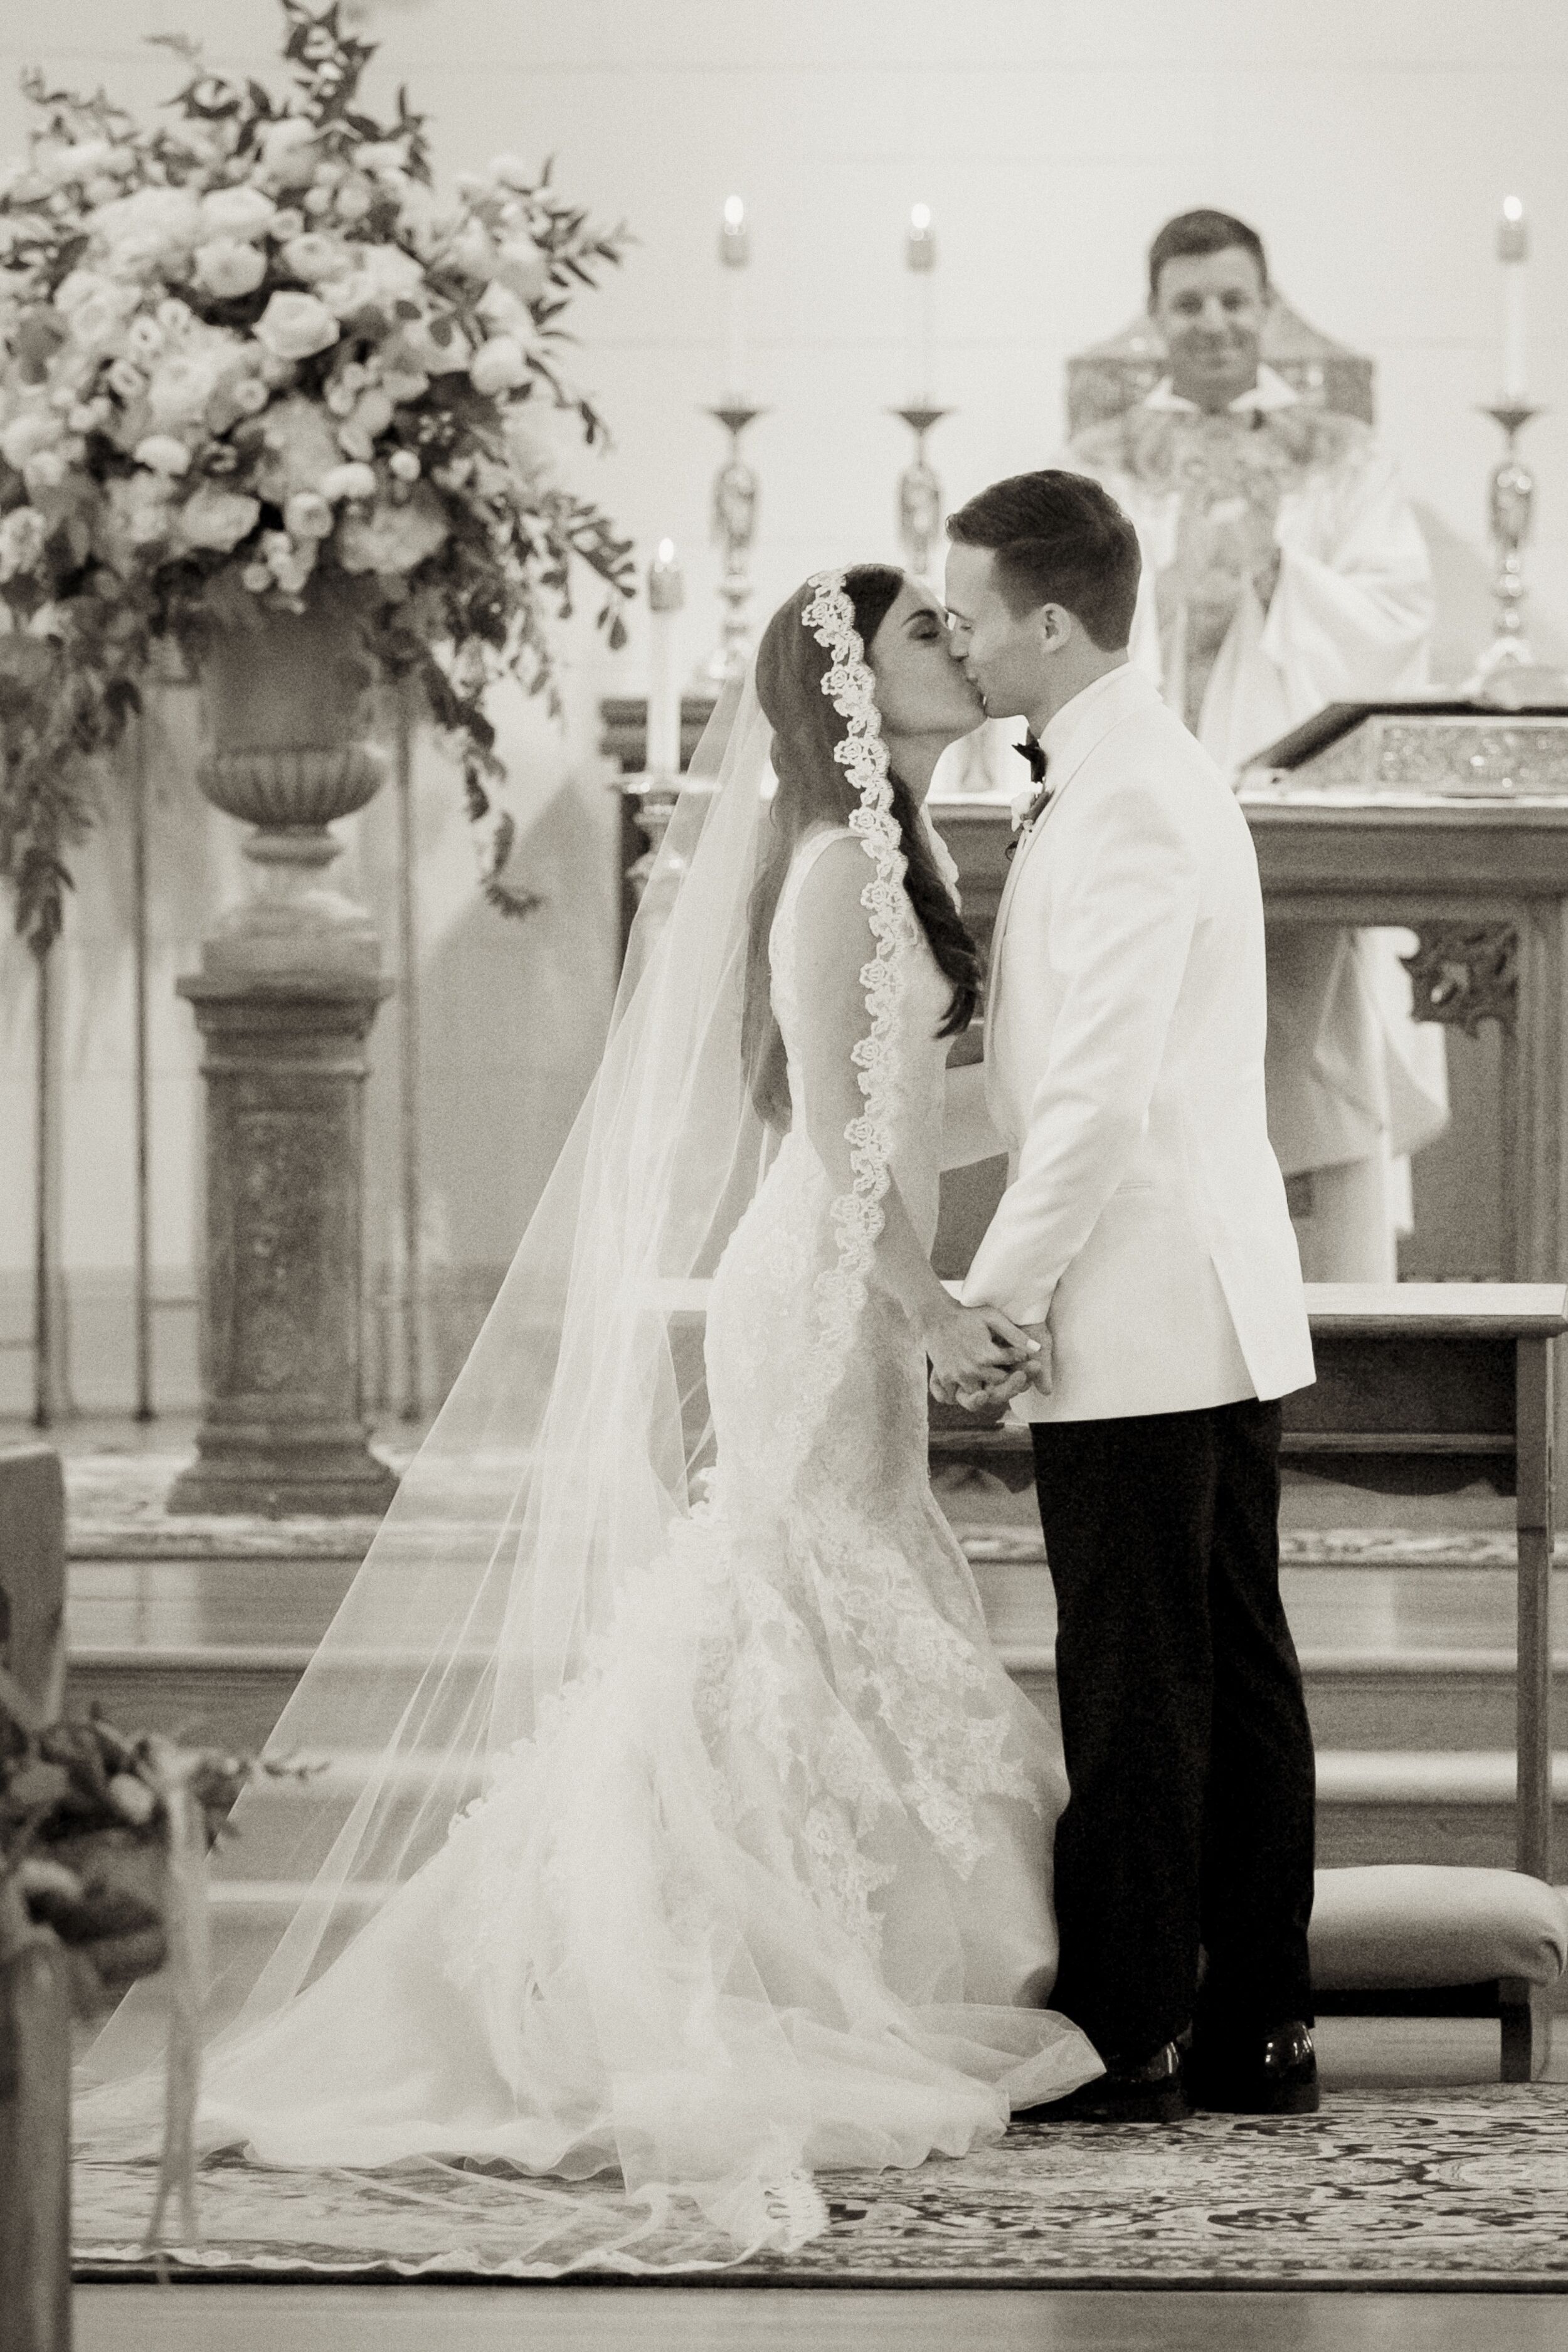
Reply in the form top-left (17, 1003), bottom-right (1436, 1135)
top-left (943, 470), bottom-right (1320, 2124)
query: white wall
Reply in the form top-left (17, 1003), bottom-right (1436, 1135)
top-left (3, 0), bottom-right (1565, 1408)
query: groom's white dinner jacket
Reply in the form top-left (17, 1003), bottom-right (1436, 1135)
top-left (961, 662), bottom-right (1315, 1424)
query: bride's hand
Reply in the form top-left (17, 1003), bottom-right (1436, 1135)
top-left (924, 1300), bottom-right (1039, 1402)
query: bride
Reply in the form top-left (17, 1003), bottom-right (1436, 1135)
top-left (82, 564), bottom-right (1101, 2267)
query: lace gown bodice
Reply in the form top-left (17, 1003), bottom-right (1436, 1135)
top-left (114, 825), bottom-right (1093, 2272)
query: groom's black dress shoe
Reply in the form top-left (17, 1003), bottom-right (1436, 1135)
top-left (1186, 2020), bottom-right (1320, 2115)
top-left (1019, 2038), bottom-right (1190, 2126)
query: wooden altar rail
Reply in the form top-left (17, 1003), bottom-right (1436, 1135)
top-left (931, 1281), bottom-right (1567, 1887)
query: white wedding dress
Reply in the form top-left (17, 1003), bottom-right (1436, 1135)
top-left (154, 820), bottom-right (1096, 2263)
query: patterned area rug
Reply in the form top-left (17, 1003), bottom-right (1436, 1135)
top-left (73, 2089), bottom-right (1568, 2287)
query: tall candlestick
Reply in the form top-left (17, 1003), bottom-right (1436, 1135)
top-left (905, 203), bottom-right (936, 405)
top-left (1499, 195), bottom-right (1528, 403)
top-left (647, 537), bottom-right (684, 778)
top-left (719, 194), bottom-right (749, 403)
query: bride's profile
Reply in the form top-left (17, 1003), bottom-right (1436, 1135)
top-left (80, 564), bottom-right (1101, 2269)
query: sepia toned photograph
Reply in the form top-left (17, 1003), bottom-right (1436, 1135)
top-left (0, 5), bottom-right (1565, 2348)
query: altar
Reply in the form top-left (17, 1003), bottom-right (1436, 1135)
top-left (926, 702), bottom-right (1568, 1296)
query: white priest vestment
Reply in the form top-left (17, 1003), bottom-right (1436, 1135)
top-left (1067, 366), bottom-right (1449, 1279)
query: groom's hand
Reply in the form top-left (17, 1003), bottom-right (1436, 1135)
top-left (951, 1321), bottom-right (1052, 1414)
top-left (925, 1301), bottom-right (1039, 1406)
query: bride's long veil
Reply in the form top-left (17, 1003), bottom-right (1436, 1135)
top-left (85, 577), bottom-right (917, 2084)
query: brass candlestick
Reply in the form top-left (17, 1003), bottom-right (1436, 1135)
top-left (890, 404), bottom-right (953, 580)
top-left (704, 403), bottom-right (765, 682)
top-left (1470, 401), bottom-right (1546, 692)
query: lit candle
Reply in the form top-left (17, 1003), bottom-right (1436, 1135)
top-left (905, 202), bottom-right (936, 404)
top-left (719, 194), bottom-right (749, 403)
top-left (646, 538), bottom-right (684, 778)
top-left (1498, 195), bottom-right (1528, 403)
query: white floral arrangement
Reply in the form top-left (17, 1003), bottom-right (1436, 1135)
top-left (0, 0), bottom-right (634, 946)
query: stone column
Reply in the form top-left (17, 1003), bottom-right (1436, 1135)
top-left (170, 825), bottom-right (398, 1518)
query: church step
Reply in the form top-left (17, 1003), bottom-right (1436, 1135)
top-left (1007, 1651), bottom-right (1568, 1754)
top-left (65, 1646), bottom-right (1568, 1874)
top-left (181, 1801), bottom-right (1568, 2004)
top-left (68, 1640), bottom-right (1568, 1759)
top-left (1311, 1754), bottom-right (1568, 1870)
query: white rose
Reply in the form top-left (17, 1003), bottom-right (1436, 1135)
top-left (53, 268), bottom-right (112, 317)
top-left (102, 473), bottom-right (174, 558)
top-left (1, 413), bottom-right (61, 469)
top-left (494, 233), bottom-right (548, 304)
top-left (258, 118), bottom-right (319, 191)
top-left (177, 482), bottom-right (261, 551)
top-left (253, 291), bottom-right (340, 363)
top-left (319, 243), bottom-right (423, 320)
top-left (91, 185), bottom-right (201, 275)
top-left (65, 283), bottom-right (140, 352)
top-left (351, 388), bottom-right (393, 439)
top-left (504, 411), bottom-right (555, 487)
top-left (195, 238), bottom-right (268, 299)
top-left (337, 483), bottom-right (448, 575)
top-left (147, 352), bottom-right (220, 426)
top-left (469, 334), bottom-right (528, 396)
top-left (0, 506), bottom-right (48, 580)
top-left (447, 220), bottom-right (497, 280)
top-left (391, 317), bottom-right (470, 377)
top-left (106, 1771), bottom-right (157, 1828)
top-left (255, 395), bottom-right (341, 502)
top-left (43, 139), bottom-right (114, 186)
top-left (127, 315), bottom-right (164, 361)
top-left (199, 184), bottom-right (277, 241)
top-left (284, 489), bottom-right (334, 540)
top-left (21, 450), bottom-right (66, 494)
top-left (380, 366), bottom-right (430, 405)
top-left (320, 460), bottom-right (376, 502)
top-left (280, 232), bottom-right (346, 285)
top-left (134, 433), bottom-right (191, 476)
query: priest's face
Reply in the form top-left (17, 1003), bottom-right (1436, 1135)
top-left (1151, 245), bottom-right (1266, 413)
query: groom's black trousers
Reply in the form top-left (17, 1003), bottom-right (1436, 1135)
top-left (1030, 1396), bottom-right (1316, 2061)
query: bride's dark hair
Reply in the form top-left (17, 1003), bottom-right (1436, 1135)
top-left (743, 564), bottom-right (982, 1130)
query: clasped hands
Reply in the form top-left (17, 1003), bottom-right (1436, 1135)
top-left (926, 1298), bottom-right (1052, 1418)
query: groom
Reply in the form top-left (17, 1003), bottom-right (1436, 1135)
top-left (941, 470), bottom-right (1319, 2124)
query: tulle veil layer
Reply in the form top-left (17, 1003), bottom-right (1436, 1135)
top-left (84, 580), bottom-right (919, 2070)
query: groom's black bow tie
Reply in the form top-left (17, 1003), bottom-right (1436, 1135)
top-left (1016, 733), bottom-right (1049, 787)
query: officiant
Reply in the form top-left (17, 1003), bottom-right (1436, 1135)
top-left (1067, 208), bottom-right (1449, 1279)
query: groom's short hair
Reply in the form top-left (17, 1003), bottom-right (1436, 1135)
top-left (946, 471), bottom-right (1140, 649)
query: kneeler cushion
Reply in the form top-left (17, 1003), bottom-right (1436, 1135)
top-left (1310, 1864), bottom-right (1568, 1991)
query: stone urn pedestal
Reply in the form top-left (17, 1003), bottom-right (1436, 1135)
top-left (171, 598), bottom-right (398, 1518)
